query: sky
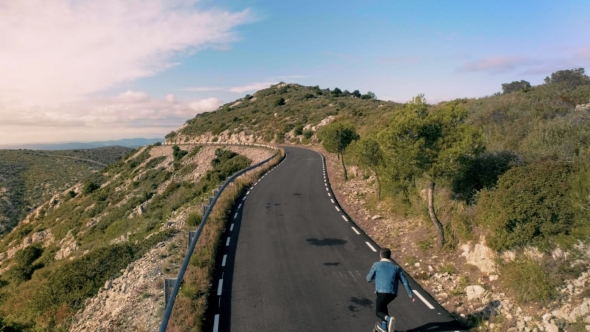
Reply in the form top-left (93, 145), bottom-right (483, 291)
top-left (1, 0), bottom-right (589, 145)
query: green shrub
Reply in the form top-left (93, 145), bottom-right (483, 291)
top-left (438, 263), bottom-right (456, 274)
top-left (500, 257), bottom-right (557, 304)
top-left (172, 145), bottom-right (188, 162)
top-left (5, 245), bottom-right (44, 283)
top-left (275, 97), bottom-right (285, 106)
top-left (186, 212), bottom-right (202, 227)
top-left (303, 130), bottom-right (314, 139)
top-left (186, 146), bottom-right (202, 159)
top-left (293, 125), bottom-right (304, 136)
top-left (478, 161), bottom-right (576, 251)
top-left (82, 181), bottom-right (100, 194)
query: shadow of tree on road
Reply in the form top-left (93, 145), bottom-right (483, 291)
top-left (306, 238), bottom-right (347, 246)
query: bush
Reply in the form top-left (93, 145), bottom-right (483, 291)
top-left (303, 130), bottom-right (314, 139)
top-left (500, 257), bottom-right (557, 304)
top-left (452, 151), bottom-right (521, 204)
top-left (82, 181), bottom-right (100, 194)
top-left (5, 245), bottom-right (44, 283)
top-left (274, 97), bottom-right (285, 106)
top-left (293, 125), bottom-right (304, 136)
top-left (477, 161), bottom-right (576, 251)
top-left (172, 145), bottom-right (188, 162)
top-left (186, 212), bottom-right (203, 227)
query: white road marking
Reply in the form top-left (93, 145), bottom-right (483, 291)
top-left (217, 279), bottom-right (223, 295)
top-left (213, 314), bottom-right (220, 332)
top-left (342, 215), bottom-right (348, 222)
top-left (242, 197), bottom-right (246, 201)
top-left (230, 224), bottom-right (234, 231)
top-left (335, 206), bottom-right (340, 211)
top-left (328, 193), bottom-right (331, 196)
top-left (330, 199), bottom-right (334, 203)
top-left (366, 242), bottom-right (377, 252)
top-left (326, 188), bottom-right (328, 191)
top-left (413, 290), bottom-right (435, 309)
top-left (238, 203), bottom-right (242, 209)
top-left (247, 191), bottom-right (250, 195)
top-left (352, 227), bottom-right (360, 235)
top-left (222, 255), bottom-right (227, 266)
top-left (226, 237), bottom-right (231, 246)
top-left (234, 213), bottom-right (238, 219)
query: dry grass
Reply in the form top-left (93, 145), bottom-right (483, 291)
top-left (167, 150), bottom-right (284, 332)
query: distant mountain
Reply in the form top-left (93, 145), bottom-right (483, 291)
top-left (0, 138), bottom-right (164, 150)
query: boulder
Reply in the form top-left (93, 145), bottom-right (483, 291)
top-left (465, 285), bottom-right (486, 301)
top-left (461, 237), bottom-right (496, 274)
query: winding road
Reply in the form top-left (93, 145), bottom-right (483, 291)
top-left (206, 146), bottom-right (467, 332)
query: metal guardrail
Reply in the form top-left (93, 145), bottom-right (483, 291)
top-left (159, 144), bottom-right (280, 331)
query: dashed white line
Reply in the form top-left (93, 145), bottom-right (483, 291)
top-left (325, 188), bottom-right (328, 191)
top-left (217, 279), bottom-right (224, 295)
top-left (247, 191), bottom-right (250, 195)
top-left (242, 197), bottom-right (246, 201)
top-left (213, 314), bottom-right (220, 332)
top-left (342, 215), bottom-right (348, 222)
top-left (330, 199), bottom-right (334, 203)
top-left (352, 227), bottom-right (360, 235)
top-left (413, 290), bottom-right (435, 309)
top-left (328, 193), bottom-right (331, 196)
top-left (335, 206), bottom-right (340, 211)
top-left (234, 213), bottom-right (238, 219)
top-left (222, 255), bottom-right (227, 266)
top-left (230, 223), bottom-right (234, 231)
top-left (238, 203), bottom-right (242, 209)
top-left (226, 237), bottom-right (231, 246)
top-left (366, 242), bottom-right (377, 252)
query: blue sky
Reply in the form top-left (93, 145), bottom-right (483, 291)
top-left (1, 0), bottom-right (589, 144)
top-left (132, 0), bottom-right (590, 103)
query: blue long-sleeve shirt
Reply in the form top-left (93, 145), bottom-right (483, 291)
top-left (366, 259), bottom-right (413, 298)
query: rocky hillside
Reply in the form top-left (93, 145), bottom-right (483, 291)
top-left (167, 69), bottom-right (590, 331)
top-left (0, 143), bottom-right (274, 330)
top-left (0, 146), bottom-right (133, 235)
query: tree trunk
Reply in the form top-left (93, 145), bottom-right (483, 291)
top-left (340, 153), bottom-right (348, 181)
top-left (374, 170), bottom-right (381, 200)
top-left (428, 181), bottom-right (444, 248)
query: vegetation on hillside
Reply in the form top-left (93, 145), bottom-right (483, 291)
top-left (0, 147), bottom-right (133, 236)
top-left (169, 68), bottom-right (590, 306)
top-left (0, 143), bottom-right (255, 330)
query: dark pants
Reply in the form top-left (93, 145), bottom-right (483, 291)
top-left (375, 292), bottom-right (397, 321)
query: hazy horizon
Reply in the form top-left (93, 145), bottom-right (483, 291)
top-left (1, 0), bottom-right (589, 145)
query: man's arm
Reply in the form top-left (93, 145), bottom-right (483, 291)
top-left (366, 263), bottom-right (376, 283)
top-left (398, 269), bottom-right (413, 298)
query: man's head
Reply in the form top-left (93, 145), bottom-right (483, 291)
top-left (380, 248), bottom-right (391, 259)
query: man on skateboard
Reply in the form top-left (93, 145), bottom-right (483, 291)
top-left (366, 248), bottom-right (415, 332)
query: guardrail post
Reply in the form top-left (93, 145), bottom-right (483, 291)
top-left (188, 231), bottom-right (197, 250)
top-left (164, 278), bottom-right (177, 306)
top-left (202, 205), bottom-right (208, 215)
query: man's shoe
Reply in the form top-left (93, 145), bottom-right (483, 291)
top-left (387, 316), bottom-right (395, 332)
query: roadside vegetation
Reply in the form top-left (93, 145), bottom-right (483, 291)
top-left (0, 142), bottom-right (265, 330)
top-left (169, 68), bottom-right (590, 308)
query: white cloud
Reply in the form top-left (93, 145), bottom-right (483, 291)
top-left (0, 92), bottom-right (222, 144)
top-left (118, 91), bottom-right (150, 103)
top-left (183, 81), bottom-right (278, 93)
top-left (228, 82), bottom-right (277, 93)
top-left (165, 94), bottom-right (176, 103)
top-left (0, 0), bottom-right (253, 144)
top-left (189, 98), bottom-right (223, 113)
top-left (458, 56), bottom-right (536, 74)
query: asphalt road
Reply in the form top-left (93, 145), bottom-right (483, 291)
top-left (206, 146), bottom-right (467, 332)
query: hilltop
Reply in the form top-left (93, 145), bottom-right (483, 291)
top-left (168, 69), bottom-right (590, 330)
top-left (0, 146), bottom-right (133, 235)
